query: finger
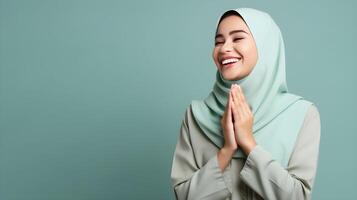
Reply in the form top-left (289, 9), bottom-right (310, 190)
top-left (229, 91), bottom-right (235, 123)
top-left (237, 85), bottom-right (246, 101)
top-left (233, 85), bottom-right (245, 117)
top-left (223, 88), bottom-right (232, 119)
top-left (231, 86), bottom-right (239, 109)
top-left (240, 94), bottom-right (253, 116)
top-left (233, 85), bottom-right (243, 104)
top-left (227, 90), bottom-right (232, 120)
top-left (231, 87), bottom-right (245, 120)
top-left (236, 85), bottom-right (250, 116)
top-left (231, 85), bottom-right (239, 105)
top-left (230, 95), bottom-right (240, 122)
top-left (236, 85), bottom-right (246, 105)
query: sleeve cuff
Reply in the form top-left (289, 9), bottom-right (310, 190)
top-left (246, 145), bottom-right (271, 166)
top-left (213, 154), bottom-right (233, 194)
top-left (185, 155), bottom-right (233, 199)
top-left (239, 145), bottom-right (271, 181)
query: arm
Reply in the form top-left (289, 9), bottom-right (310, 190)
top-left (170, 108), bottom-right (233, 200)
top-left (239, 105), bottom-right (321, 200)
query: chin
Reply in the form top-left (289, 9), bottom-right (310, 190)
top-left (221, 69), bottom-right (242, 81)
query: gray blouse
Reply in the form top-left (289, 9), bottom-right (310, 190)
top-left (170, 103), bottom-right (321, 200)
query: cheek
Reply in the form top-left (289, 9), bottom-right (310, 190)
top-left (212, 48), bottom-right (219, 64)
top-left (240, 43), bottom-right (256, 63)
top-left (238, 42), bottom-right (251, 54)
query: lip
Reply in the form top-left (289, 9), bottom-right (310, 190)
top-left (220, 56), bottom-right (241, 69)
top-left (221, 60), bottom-right (239, 69)
top-left (219, 56), bottom-right (242, 63)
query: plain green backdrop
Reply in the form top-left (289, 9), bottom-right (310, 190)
top-left (0, 0), bottom-right (356, 199)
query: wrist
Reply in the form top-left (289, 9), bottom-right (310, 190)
top-left (220, 146), bottom-right (236, 157)
top-left (241, 140), bottom-right (257, 155)
top-left (217, 147), bottom-right (234, 171)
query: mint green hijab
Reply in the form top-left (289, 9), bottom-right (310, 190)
top-left (191, 8), bottom-right (313, 167)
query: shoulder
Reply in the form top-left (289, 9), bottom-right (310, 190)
top-left (180, 103), bottom-right (194, 130)
top-left (305, 103), bottom-right (321, 124)
top-left (181, 102), bottom-right (203, 134)
top-left (295, 99), bottom-right (320, 124)
top-left (296, 102), bottom-right (321, 143)
top-left (287, 102), bottom-right (321, 171)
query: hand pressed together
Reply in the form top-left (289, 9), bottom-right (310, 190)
top-left (221, 84), bottom-right (256, 155)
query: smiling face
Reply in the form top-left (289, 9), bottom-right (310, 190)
top-left (212, 14), bottom-right (258, 81)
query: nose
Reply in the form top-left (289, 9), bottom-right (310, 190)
top-left (220, 40), bottom-right (233, 52)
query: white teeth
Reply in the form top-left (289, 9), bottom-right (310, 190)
top-left (222, 58), bottom-right (240, 65)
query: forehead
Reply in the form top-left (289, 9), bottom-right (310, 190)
top-left (216, 15), bottom-right (250, 34)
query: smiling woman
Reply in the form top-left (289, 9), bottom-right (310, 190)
top-left (170, 7), bottom-right (321, 200)
top-left (212, 10), bottom-right (258, 81)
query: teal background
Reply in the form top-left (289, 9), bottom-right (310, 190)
top-left (0, 0), bottom-right (356, 199)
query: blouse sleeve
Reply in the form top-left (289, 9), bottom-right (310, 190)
top-left (239, 104), bottom-right (321, 200)
top-left (170, 107), bottom-right (233, 200)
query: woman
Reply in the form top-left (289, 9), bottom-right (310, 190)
top-left (170, 8), bottom-right (321, 200)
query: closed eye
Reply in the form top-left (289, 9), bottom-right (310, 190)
top-left (214, 38), bottom-right (243, 46)
top-left (233, 38), bottom-right (243, 42)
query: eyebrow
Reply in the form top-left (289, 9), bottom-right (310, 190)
top-left (215, 30), bottom-right (248, 39)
